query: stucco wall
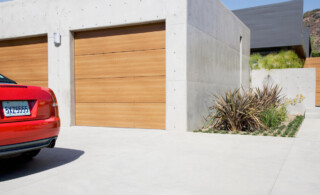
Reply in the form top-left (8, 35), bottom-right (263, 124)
top-left (186, 0), bottom-right (250, 130)
top-left (0, 0), bottom-right (188, 130)
top-left (251, 68), bottom-right (316, 115)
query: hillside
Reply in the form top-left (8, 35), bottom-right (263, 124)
top-left (304, 9), bottom-right (320, 55)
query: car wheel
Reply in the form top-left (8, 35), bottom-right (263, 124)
top-left (22, 149), bottom-right (41, 159)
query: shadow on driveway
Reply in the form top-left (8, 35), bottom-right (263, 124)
top-left (0, 147), bottom-right (84, 182)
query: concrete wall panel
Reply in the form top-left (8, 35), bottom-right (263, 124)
top-left (251, 68), bottom-right (316, 115)
top-left (0, 0), bottom-right (188, 130)
top-left (0, 0), bottom-right (249, 131)
top-left (186, 0), bottom-right (250, 131)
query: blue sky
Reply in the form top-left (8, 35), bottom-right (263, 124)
top-left (221, 0), bottom-right (320, 12)
top-left (0, 0), bottom-right (319, 13)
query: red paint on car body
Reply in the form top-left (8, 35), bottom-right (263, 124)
top-left (0, 84), bottom-right (60, 146)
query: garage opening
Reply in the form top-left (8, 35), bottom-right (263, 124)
top-left (74, 23), bottom-right (166, 129)
top-left (0, 36), bottom-right (48, 87)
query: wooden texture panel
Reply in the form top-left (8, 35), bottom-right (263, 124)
top-left (133, 103), bottom-right (166, 129)
top-left (75, 23), bottom-right (166, 129)
top-left (0, 58), bottom-right (48, 81)
top-left (75, 49), bottom-right (165, 79)
top-left (17, 80), bottom-right (48, 88)
top-left (0, 36), bottom-right (48, 87)
top-left (305, 57), bottom-right (320, 106)
top-left (76, 103), bottom-right (165, 129)
top-left (0, 36), bottom-right (48, 62)
top-left (76, 76), bottom-right (165, 103)
top-left (75, 23), bottom-right (165, 56)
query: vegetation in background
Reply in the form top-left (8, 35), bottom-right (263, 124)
top-left (195, 85), bottom-right (305, 138)
top-left (304, 9), bottom-right (320, 55)
top-left (250, 50), bottom-right (304, 70)
top-left (304, 9), bottom-right (320, 18)
top-left (311, 36), bottom-right (320, 57)
top-left (312, 52), bottom-right (320, 57)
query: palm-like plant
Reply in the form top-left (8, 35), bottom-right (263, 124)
top-left (254, 85), bottom-right (282, 109)
top-left (204, 85), bottom-right (283, 132)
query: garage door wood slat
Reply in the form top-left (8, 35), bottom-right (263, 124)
top-left (0, 58), bottom-right (48, 82)
top-left (76, 76), bottom-right (165, 103)
top-left (75, 23), bottom-right (165, 56)
top-left (0, 36), bottom-right (48, 88)
top-left (75, 23), bottom-right (166, 129)
top-left (76, 103), bottom-right (165, 129)
top-left (75, 49), bottom-right (165, 79)
top-left (0, 40), bottom-right (47, 62)
top-left (17, 80), bottom-right (48, 88)
top-left (0, 36), bottom-right (47, 47)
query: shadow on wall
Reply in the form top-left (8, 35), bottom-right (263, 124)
top-left (0, 147), bottom-right (84, 182)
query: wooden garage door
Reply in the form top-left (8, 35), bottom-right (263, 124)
top-left (0, 36), bottom-right (48, 87)
top-left (305, 57), bottom-right (320, 106)
top-left (75, 23), bottom-right (166, 129)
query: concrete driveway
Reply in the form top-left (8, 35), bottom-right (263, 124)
top-left (1, 119), bottom-right (320, 195)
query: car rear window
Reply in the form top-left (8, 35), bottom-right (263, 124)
top-left (0, 74), bottom-right (17, 84)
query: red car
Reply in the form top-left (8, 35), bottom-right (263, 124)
top-left (0, 74), bottom-right (60, 159)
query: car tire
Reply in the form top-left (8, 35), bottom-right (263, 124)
top-left (22, 149), bottom-right (41, 159)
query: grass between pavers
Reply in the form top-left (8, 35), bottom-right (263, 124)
top-left (195, 115), bottom-right (305, 138)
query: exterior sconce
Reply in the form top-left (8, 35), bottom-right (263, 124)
top-left (53, 33), bottom-right (61, 46)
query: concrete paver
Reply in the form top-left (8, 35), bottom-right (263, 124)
top-left (0, 120), bottom-right (319, 195)
top-left (271, 119), bottom-right (320, 195)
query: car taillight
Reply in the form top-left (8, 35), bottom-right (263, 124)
top-left (48, 89), bottom-right (59, 117)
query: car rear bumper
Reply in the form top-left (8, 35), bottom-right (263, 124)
top-left (0, 137), bottom-right (57, 157)
top-left (0, 116), bottom-right (60, 147)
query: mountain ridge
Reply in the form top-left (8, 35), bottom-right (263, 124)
top-left (304, 9), bottom-right (320, 56)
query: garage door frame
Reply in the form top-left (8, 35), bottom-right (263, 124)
top-left (72, 22), bottom-right (167, 129)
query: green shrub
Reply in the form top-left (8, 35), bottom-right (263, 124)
top-left (312, 52), bottom-right (320, 57)
top-left (250, 50), bottom-right (304, 70)
top-left (250, 53), bottom-right (263, 69)
top-left (260, 105), bottom-right (287, 129)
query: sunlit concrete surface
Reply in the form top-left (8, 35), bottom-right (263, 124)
top-left (0, 119), bottom-right (319, 195)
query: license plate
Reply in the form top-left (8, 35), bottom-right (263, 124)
top-left (2, 101), bottom-right (31, 117)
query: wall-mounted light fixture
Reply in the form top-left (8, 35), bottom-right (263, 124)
top-left (53, 32), bottom-right (61, 46)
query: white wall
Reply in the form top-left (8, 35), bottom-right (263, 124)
top-left (186, 0), bottom-right (250, 130)
top-left (251, 68), bottom-right (316, 115)
top-left (0, 0), bottom-right (188, 131)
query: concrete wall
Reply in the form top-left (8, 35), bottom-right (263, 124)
top-left (0, 0), bottom-right (249, 131)
top-left (186, 0), bottom-right (250, 130)
top-left (0, 0), bottom-right (188, 131)
top-left (251, 68), bottom-right (316, 115)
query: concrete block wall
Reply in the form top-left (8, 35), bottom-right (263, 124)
top-left (251, 68), bottom-right (316, 115)
top-left (0, 0), bottom-right (250, 131)
top-left (186, 0), bottom-right (250, 130)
